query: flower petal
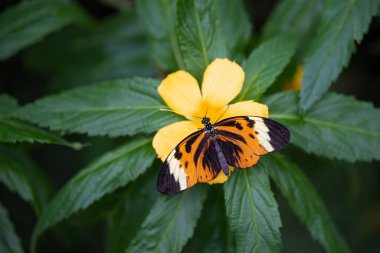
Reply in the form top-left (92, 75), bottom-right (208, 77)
top-left (220, 100), bottom-right (269, 121)
top-left (208, 167), bottom-right (235, 184)
top-left (158, 70), bottom-right (202, 118)
top-left (152, 120), bottom-right (201, 161)
top-left (202, 58), bottom-right (245, 108)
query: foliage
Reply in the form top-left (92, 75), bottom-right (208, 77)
top-left (0, 202), bottom-right (24, 253)
top-left (224, 165), bottom-right (282, 253)
top-left (1, 0), bottom-right (380, 253)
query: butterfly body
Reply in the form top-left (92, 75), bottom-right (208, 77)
top-left (201, 117), bottom-right (230, 176)
top-left (157, 116), bottom-right (290, 196)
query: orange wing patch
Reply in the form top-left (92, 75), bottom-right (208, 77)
top-left (215, 116), bottom-right (290, 168)
top-left (194, 137), bottom-right (223, 182)
top-left (215, 133), bottom-right (260, 168)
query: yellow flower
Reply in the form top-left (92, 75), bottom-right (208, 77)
top-left (152, 58), bottom-right (268, 184)
top-left (284, 65), bottom-right (303, 91)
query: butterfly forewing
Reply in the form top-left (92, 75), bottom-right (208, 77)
top-left (215, 116), bottom-right (290, 169)
top-left (157, 130), bottom-right (203, 195)
top-left (157, 130), bottom-right (222, 195)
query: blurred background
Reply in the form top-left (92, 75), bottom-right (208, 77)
top-left (0, 0), bottom-right (380, 252)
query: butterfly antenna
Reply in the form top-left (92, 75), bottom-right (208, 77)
top-left (190, 107), bottom-right (209, 120)
top-left (160, 108), bottom-right (186, 117)
top-left (204, 107), bottom-right (209, 118)
top-left (161, 108), bottom-right (204, 120)
top-left (215, 104), bottom-right (230, 123)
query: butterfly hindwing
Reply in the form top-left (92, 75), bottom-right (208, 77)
top-left (214, 116), bottom-right (290, 168)
top-left (194, 136), bottom-right (223, 182)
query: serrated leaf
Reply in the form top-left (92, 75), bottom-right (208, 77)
top-left (32, 137), bottom-right (155, 250)
top-left (0, 94), bottom-right (18, 118)
top-left (0, 202), bottom-right (24, 253)
top-left (24, 11), bottom-right (154, 91)
top-left (300, 0), bottom-right (380, 110)
top-left (0, 147), bottom-right (33, 206)
top-left (127, 186), bottom-right (208, 253)
top-left (13, 149), bottom-right (53, 214)
top-left (176, 0), bottom-right (227, 80)
top-left (265, 155), bottom-right (351, 253)
top-left (16, 78), bottom-right (181, 137)
top-left (0, 119), bottom-right (79, 148)
top-left (136, 0), bottom-right (184, 70)
top-left (0, 0), bottom-right (91, 61)
top-left (217, 0), bottom-right (251, 58)
top-left (263, 0), bottom-right (323, 40)
top-left (0, 94), bottom-right (80, 148)
top-left (238, 35), bottom-right (297, 101)
top-left (266, 91), bottom-right (380, 162)
top-left (224, 165), bottom-right (282, 253)
top-left (107, 171), bottom-right (157, 253)
top-left (0, 146), bottom-right (52, 214)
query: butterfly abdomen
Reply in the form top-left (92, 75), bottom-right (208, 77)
top-left (213, 136), bottom-right (230, 176)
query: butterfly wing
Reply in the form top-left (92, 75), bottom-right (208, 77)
top-left (157, 116), bottom-right (290, 195)
top-left (214, 116), bottom-right (290, 168)
top-left (194, 135), bottom-right (224, 182)
top-left (157, 130), bottom-right (222, 195)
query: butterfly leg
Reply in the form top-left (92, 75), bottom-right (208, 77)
top-left (213, 137), bottom-right (230, 176)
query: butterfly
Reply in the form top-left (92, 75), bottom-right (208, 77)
top-left (157, 115), bottom-right (290, 195)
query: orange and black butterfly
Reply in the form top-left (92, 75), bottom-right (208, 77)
top-left (157, 116), bottom-right (290, 195)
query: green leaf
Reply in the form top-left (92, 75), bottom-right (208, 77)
top-left (0, 94), bottom-right (18, 118)
top-left (127, 187), bottom-right (208, 253)
top-left (107, 171), bottom-right (157, 253)
top-left (0, 94), bottom-right (80, 148)
top-left (263, 0), bottom-right (323, 41)
top-left (176, 0), bottom-right (227, 80)
top-left (24, 11), bottom-right (154, 91)
top-left (16, 78), bottom-right (181, 137)
top-left (266, 91), bottom-right (380, 162)
top-left (0, 147), bottom-right (33, 206)
top-left (238, 35), bottom-right (297, 101)
top-left (136, 0), bottom-right (184, 70)
top-left (0, 0), bottom-right (91, 61)
top-left (0, 202), bottom-right (24, 253)
top-left (224, 165), bottom-right (282, 253)
top-left (265, 155), bottom-right (351, 253)
top-left (300, 0), bottom-right (380, 110)
top-left (0, 146), bottom-right (53, 214)
top-left (217, 0), bottom-right (251, 58)
top-left (13, 149), bottom-right (53, 214)
top-left (32, 137), bottom-right (155, 250)
top-left (0, 119), bottom-right (80, 149)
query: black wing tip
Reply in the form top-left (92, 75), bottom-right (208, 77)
top-left (262, 117), bottom-right (291, 150)
top-left (156, 161), bottom-right (182, 196)
top-left (157, 178), bottom-right (182, 196)
top-left (157, 186), bottom-right (179, 196)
